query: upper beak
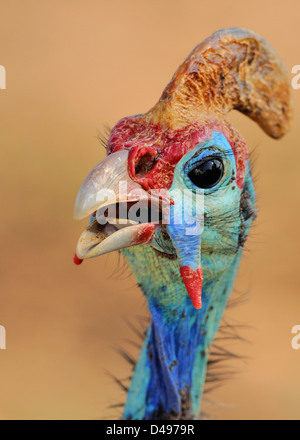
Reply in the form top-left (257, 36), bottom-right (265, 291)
top-left (73, 150), bottom-right (165, 260)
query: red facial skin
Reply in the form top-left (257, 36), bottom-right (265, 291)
top-left (108, 115), bottom-right (248, 191)
top-left (132, 223), bottom-right (157, 246)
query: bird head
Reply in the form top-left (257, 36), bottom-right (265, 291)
top-left (74, 28), bottom-right (292, 310)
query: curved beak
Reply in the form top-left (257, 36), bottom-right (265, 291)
top-left (73, 150), bottom-right (165, 261)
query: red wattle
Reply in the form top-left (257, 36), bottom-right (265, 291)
top-left (180, 266), bottom-right (203, 310)
top-left (73, 253), bottom-right (83, 265)
top-left (133, 223), bottom-right (156, 246)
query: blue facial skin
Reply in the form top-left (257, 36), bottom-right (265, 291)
top-left (166, 132), bottom-right (237, 273)
top-left (121, 132), bottom-right (256, 420)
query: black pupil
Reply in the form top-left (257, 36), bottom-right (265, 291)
top-left (188, 158), bottom-right (224, 189)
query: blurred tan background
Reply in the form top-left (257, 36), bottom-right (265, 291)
top-left (0, 0), bottom-right (299, 420)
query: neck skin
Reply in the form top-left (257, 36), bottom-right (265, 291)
top-left (121, 244), bottom-right (242, 420)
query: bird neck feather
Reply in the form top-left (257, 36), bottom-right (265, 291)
top-left (121, 245), bottom-right (243, 420)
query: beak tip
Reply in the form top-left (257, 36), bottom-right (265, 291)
top-left (73, 253), bottom-right (83, 265)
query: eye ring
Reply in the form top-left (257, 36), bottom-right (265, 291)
top-left (188, 156), bottom-right (224, 189)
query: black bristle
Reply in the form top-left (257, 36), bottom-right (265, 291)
top-left (97, 124), bottom-right (111, 151)
top-left (112, 345), bottom-right (137, 368)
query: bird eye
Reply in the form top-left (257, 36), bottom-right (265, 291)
top-left (188, 157), bottom-right (224, 189)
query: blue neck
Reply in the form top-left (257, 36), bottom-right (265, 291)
top-left (121, 245), bottom-right (242, 420)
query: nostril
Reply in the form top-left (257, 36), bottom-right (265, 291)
top-left (128, 146), bottom-right (158, 182)
top-left (135, 152), bottom-right (157, 177)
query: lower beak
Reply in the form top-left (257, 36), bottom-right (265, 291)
top-left (75, 219), bottom-right (157, 260)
